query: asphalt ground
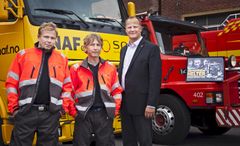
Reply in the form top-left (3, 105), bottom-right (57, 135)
top-left (59, 127), bottom-right (240, 146)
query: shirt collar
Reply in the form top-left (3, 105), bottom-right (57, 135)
top-left (128, 36), bottom-right (143, 48)
top-left (34, 42), bottom-right (54, 53)
top-left (81, 57), bottom-right (105, 69)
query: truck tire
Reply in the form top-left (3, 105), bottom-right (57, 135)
top-left (152, 94), bottom-right (190, 145)
top-left (198, 127), bottom-right (230, 135)
top-left (197, 113), bottom-right (231, 135)
top-left (0, 118), bottom-right (6, 146)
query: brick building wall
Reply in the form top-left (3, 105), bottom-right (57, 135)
top-left (123, 0), bottom-right (240, 19)
top-left (160, 0), bottom-right (240, 20)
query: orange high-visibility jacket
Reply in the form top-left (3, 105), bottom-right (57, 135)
top-left (6, 47), bottom-right (72, 114)
top-left (69, 58), bottom-right (123, 118)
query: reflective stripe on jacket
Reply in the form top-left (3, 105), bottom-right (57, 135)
top-left (69, 58), bottom-right (123, 118)
top-left (6, 47), bottom-right (72, 114)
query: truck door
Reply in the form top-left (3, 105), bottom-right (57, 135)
top-left (0, 0), bottom-right (24, 82)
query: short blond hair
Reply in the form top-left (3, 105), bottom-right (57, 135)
top-left (83, 33), bottom-right (103, 49)
top-left (38, 22), bottom-right (58, 37)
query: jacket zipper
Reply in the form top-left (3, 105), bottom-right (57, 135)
top-left (86, 79), bottom-right (90, 90)
top-left (84, 69), bottom-right (95, 118)
top-left (30, 66), bottom-right (35, 78)
top-left (84, 85), bottom-right (95, 118)
top-left (53, 66), bottom-right (56, 78)
top-left (101, 74), bottom-right (106, 84)
top-left (100, 74), bottom-right (107, 103)
top-left (31, 51), bottom-right (46, 104)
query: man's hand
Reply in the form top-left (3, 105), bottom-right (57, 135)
top-left (145, 106), bottom-right (155, 119)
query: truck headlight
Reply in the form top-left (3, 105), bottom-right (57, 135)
top-left (228, 55), bottom-right (237, 67)
top-left (215, 93), bottom-right (223, 103)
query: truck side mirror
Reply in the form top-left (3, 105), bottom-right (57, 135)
top-left (0, 0), bottom-right (23, 21)
top-left (0, 0), bottom-right (9, 21)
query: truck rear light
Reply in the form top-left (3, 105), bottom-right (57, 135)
top-left (205, 92), bottom-right (223, 104)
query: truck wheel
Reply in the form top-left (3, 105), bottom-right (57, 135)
top-left (152, 94), bottom-right (190, 145)
top-left (198, 127), bottom-right (230, 135)
top-left (0, 118), bottom-right (6, 146)
top-left (197, 110), bottom-right (231, 135)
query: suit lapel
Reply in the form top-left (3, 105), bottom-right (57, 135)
top-left (119, 45), bottom-right (127, 80)
top-left (127, 39), bottom-right (145, 72)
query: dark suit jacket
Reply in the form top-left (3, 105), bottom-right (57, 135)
top-left (118, 38), bottom-right (162, 115)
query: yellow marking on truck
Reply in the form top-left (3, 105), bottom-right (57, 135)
top-left (227, 40), bottom-right (240, 43)
top-left (209, 50), bottom-right (240, 57)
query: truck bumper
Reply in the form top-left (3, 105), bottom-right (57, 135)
top-left (216, 106), bottom-right (240, 127)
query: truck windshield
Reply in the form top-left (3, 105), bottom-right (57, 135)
top-left (150, 16), bottom-right (208, 57)
top-left (26, 0), bottom-right (122, 25)
top-left (156, 32), bottom-right (205, 57)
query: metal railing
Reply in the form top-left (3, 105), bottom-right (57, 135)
top-left (204, 13), bottom-right (240, 30)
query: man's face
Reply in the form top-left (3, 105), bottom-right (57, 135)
top-left (38, 30), bottom-right (57, 50)
top-left (194, 59), bottom-right (201, 68)
top-left (203, 60), bottom-right (209, 65)
top-left (86, 39), bottom-right (102, 58)
top-left (125, 19), bottom-right (142, 42)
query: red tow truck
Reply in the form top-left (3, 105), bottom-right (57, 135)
top-left (127, 4), bottom-right (240, 144)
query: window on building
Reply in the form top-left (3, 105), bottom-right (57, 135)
top-left (185, 11), bottom-right (240, 30)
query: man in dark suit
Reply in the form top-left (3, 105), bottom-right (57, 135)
top-left (118, 17), bottom-right (161, 146)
